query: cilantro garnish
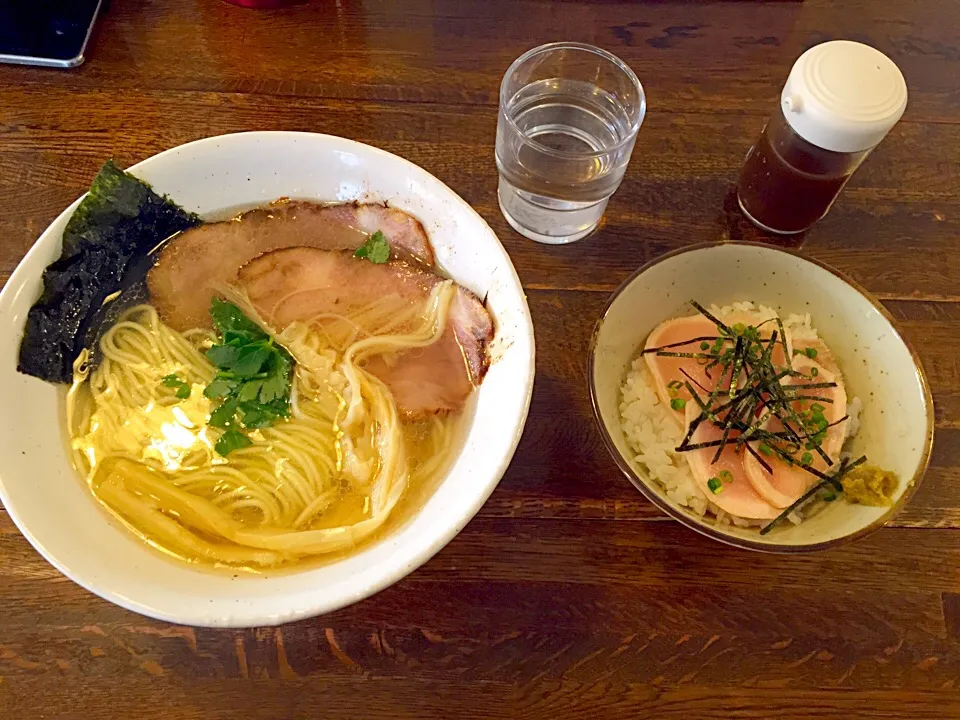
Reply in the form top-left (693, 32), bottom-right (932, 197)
top-left (160, 373), bottom-right (191, 400)
top-left (353, 230), bottom-right (391, 264)
top-left (215, 428), bottom-right (253, 457)
top-left (204, 298), bottom-right (294, 456)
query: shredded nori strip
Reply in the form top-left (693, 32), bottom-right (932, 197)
top-left (650, 300), bottom-right (853, 514)
top-left (679, 367), bottom-right (710, 395)
top-left (759, 456), bottom-right (867, 535)
top-left (17, 160), bottom-right (201, 383)
top-left (640, 336), bottom-right (723, 355)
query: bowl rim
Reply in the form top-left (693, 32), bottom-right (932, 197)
top-left (0, 131), bottom-right (537, 626)
top-left (587, 240), bottom-right (935, 553)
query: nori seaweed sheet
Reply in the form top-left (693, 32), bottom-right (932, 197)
top-left (16, 160), bottom-right (201, 383)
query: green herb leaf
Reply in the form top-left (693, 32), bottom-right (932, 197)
top-left (354, 230), bottom-right (391, 264)
top-left (203, 300), bottom-right (294, 440)
top-left (206, 344), bottom-right (241, 369)
top-left (232, 344), bottom-right (272, 377)
top-left (259, 365), bottom-right (289, 403)
top-left (237, 379), bottom-right (264, 403)
top-left (262, 396), bottom-right (291, 418)
top-left (670, 398), bottom-right (686, 411)
top-left (203, 377), bottom-right (236, 399)
top-left (707, 477), bottom-right (723, 494)
top-left (160, 373), bottom-right (191, 400)
top-left (215, 428), bottom-right (252, 456)
top-left (239, 405), bottom-right (273, 429)
top-left (209, 397), bottom-right (238, 429)
top-left (210, 297), bottom-right (266, 340)
top-left (238, 397), bottom-right (288, 429)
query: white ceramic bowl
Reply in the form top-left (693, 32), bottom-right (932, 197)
top-left (589, 242), bottom-right (933, 552)
top-left (0, 132), bottom-right (535, 626)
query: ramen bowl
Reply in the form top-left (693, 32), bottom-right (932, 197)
top-left (589, 242), bottom-right (933, 552)
top-left (0, 132), bottom-right (535, 626)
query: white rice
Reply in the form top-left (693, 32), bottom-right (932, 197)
top-left (619, 302), bottom-right (861, 527)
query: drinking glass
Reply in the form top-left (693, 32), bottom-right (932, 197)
top-left (495, 42), bottom-right (646, 244)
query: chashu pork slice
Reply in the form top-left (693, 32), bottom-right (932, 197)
top-left (236, 247), bottom-right (493, 417)
top-left (147, 201), bottom-right (435, 332)
top-left (644, 314), bottom-right (725, 418)
top-left (644, 310), bottom-right (792, 424)
top-left (743, 353), bottom-right (848, 508)
top-left (682, 403), bottom-right (779, 520)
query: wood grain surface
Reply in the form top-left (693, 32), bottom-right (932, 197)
top-left (1, 0), bottom-right (959, 717)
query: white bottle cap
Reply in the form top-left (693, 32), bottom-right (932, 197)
top-left (781, 40), bottom-right (907, 153)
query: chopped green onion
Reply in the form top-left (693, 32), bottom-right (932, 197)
top-left (719, 470), bottom-right (733, 484)
top-left (811, 403), bottom-right (825, 413)
top-left (667, 380), bottom-right (683, 389)
top-left (806, 347), bottom-right (818, 359)
top-left (670, 398), bottom-right (686, 411)
top-left (707, 477), bottom-right (723, 494)
top-left (700, 341), bottom-right (710, 350)
top-left (732, 323), bottom-right (746, 336)
top-left (801, 452), bottom-right (813, 465)
top-left (759, 443), bottom-right (773, 456)
top-left (823, 493), bottom-right (837, 502)
top-left (811, 367), bottom-right (819, 377)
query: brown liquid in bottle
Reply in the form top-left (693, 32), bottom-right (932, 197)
top-left (737, 107), bottom-right (869, 234)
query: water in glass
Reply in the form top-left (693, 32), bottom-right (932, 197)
top-left (496, 44), bottom-right (644, 244)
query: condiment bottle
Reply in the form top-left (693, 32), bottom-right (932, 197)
top-left (737, 40), bottom-right (907, 235)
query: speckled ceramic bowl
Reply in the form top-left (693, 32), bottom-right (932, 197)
top-left (589, 242), bottom-right (934, 552)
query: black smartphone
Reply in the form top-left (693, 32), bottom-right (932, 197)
top-left (0, 0), bottom-right (104, 68)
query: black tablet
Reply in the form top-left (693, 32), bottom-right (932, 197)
top-left (0, 0), bottom-right (104, 68)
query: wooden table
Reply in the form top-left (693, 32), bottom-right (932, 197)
top-left (1, 1), bottom-right (959, 717)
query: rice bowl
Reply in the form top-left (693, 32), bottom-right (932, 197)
top-left (589, 242), bottom-right (933, 552)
